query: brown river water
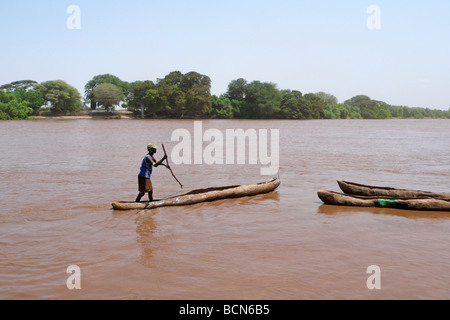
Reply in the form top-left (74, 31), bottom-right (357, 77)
top-left (0, 119), bottom-right (449, 300)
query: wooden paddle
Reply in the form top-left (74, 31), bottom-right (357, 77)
top-left (162, 144), bottom-right (183, 189)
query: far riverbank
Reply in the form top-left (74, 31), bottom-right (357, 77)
top-left (32, 110), bottom-right (135, 120)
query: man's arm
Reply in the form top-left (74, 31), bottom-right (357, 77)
top-left (153, 155), bottom-right (168, 167)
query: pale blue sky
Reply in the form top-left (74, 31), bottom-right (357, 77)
top-left (1, 0), bottom-right (449, 109)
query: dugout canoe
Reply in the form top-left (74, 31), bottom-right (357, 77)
top-left (112, 178), bottom-right (281, 211)
top-left (337, 180), bottom-right (450, 200)
top-left (317, 190), bottom-right (450, 211)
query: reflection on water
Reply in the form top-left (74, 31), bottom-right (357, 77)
top-left (0, 119), bottom-right (449, 299)
top-left (317, 204), bottom-right (450, 220)
top-left (134, 191), bottom-right (281, 269)
top-left (135, 214), bottom-right (158, 268)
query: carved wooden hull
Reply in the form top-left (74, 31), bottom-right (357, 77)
top-left (318, 190), bottom-right (450, 211)
top-left (337, 180), bottom-right (450, 200)
top-left (112, 178), bottom-right (281, 211)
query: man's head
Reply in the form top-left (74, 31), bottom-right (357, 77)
top-left (147, 144), bottom-right (157, 155)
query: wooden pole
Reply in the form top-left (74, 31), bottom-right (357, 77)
top-left (162, 144), bottom-right (183, 189)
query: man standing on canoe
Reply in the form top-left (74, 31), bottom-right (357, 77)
top-left (135, 144), bottom-right (167, 202)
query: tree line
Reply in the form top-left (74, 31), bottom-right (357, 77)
top-left (1, 73), bottom-right (449, 120)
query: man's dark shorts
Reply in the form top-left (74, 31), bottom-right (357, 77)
top-left (138, 175), bottom-right (153, 192)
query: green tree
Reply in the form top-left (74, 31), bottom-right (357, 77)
top-left (156, 82), bottom-right (186, 117)
top-left (229, 99), bottom-right (246, 118)
top-left (409, 107), bottom-right (425, 119)
top-left (375, 102), bottom-right (392, 119)
top-left (180, 72), bottom-right (212, 117)
top-left (242, 81), bottom-right (281, 119)
top-left (122, 80), bottom-right (142, 111)
top-left (127, 76), bottom-right (188, 118)
top-left (130, 71), bottom-right (210, 118)
top-left (0, 80), bottom-right (39, 91)
top-left (127, 80), bottom-right (155, 114)
top-left (158, 71), bottom-right (183, 87)
top-left (314, 92), bottom-right (338, 105)
top-left (303, 93), bottom-right (326, 119)
top-left (85, 74), bottom-right (129, 109)
top-left (93, 83), bottom-right (125, 111)
top-left (0, 100), bottom-right (33, 120)
top-left (346, 104), bottom-right (362, 119)
top-left (155, 72), bottom-right (186, 117)
top-left (0, 81), bottom-right (45, 115)
top-left (211, 95), bottom-right (234, 118)
top-left (389, 105), bottom-right (405, 118)
top-left (40, 80), bottom-right (82, 114)
top-left (344, 95), bottom-right (391, 119)
top-left (225, 78), bottom-right (248, 101)
top-left (13, 88), bottom-right (45, 115)
top-left (0, 90), bottom-right (34, 120)
top-left (279, 90), bottom-right (312, 119)
top-left (322, 103), bottom-right (362, 119)
top-left (323, 103), bottom-right (341, 119)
